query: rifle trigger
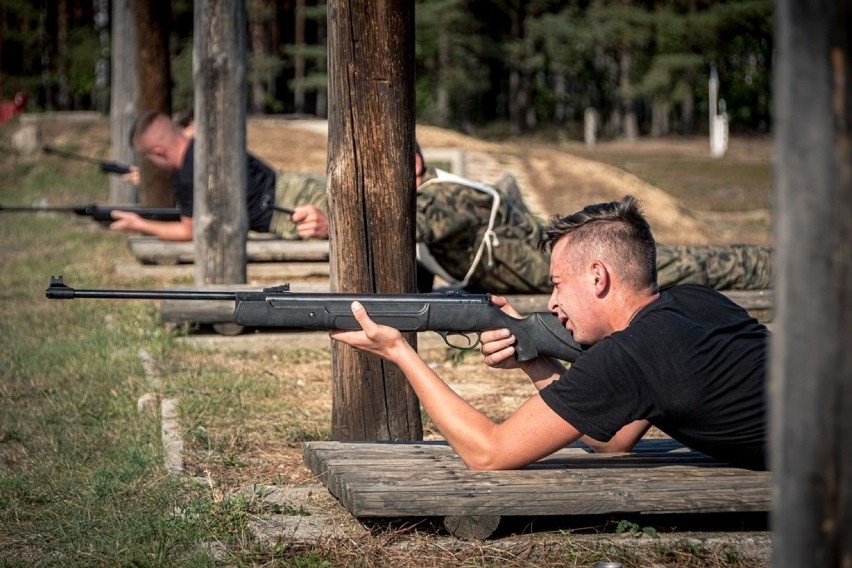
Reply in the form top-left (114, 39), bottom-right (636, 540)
top-left (440, 331), bottom-right (481, 351)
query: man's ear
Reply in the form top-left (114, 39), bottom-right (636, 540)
top-left (414, 153), bottom-right (425, 178)
top-left (591, 261), bottom-right (609, 293)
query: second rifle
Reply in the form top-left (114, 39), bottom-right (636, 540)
top-left (43, 145), bottom-right (133, 175)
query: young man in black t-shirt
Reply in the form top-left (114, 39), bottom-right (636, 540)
top-left (331, 195), bottom-right (769, 470)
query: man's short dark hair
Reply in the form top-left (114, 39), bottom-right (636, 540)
top-left (129, 110), bottom-right (166, 147)
top-left (542, 195), bottom-right (658, 288)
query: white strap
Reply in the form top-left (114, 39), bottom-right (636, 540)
top-left (418, 169), bottom-right (501, 288)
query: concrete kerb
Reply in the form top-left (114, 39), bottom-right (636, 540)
top-left (134, 347), bottom-right (359, 545)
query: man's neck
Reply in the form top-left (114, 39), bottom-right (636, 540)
top-left (620, 288), bottom-right (660, 329)
top-left (174, 136), bottom-right (191, 168)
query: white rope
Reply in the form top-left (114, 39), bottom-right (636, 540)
top-left (418, 169), bottom-right (501, 288)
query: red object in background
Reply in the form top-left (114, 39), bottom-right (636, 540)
top-left (0, 92), bottom-right (28, 124)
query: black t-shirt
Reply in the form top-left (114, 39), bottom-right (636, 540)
top-left (540, 284), bottom-right (769, 469)
top-left (173, 139), bottom-right (276, 232)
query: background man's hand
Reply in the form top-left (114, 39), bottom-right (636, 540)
top-left (121, 165), bottom-right (141, 186)
top-left (291, 204), bottom-right (329, 239)
top-left (109, 209), bottom-right (144, 232)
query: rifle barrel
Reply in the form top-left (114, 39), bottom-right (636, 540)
top-left (1, 204), bottom-right (83, 212)
top-left (46, 277), bottom-right (237, 301)
top-left (42, 146), bottom-right (132, 175)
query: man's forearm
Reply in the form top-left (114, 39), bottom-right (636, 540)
top-left (116, 216), bottom-right (193, 241)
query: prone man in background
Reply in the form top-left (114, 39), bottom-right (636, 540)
top-left (109, 111), bottom-right (328, 242)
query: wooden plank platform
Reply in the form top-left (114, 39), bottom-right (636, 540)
top-left (114, 260), bottom-right (331, 282)
top-left (127, 235), bottom-right (329, 265)
top-left (303, 439), bottom-right (770, 538)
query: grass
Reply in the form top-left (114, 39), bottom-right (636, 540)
top-left (0, 116), bottom-right (768, 567)
top-left (561, 137), bottom-right (773, 214)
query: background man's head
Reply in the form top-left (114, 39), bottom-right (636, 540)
top-left (129, 111), bottom-right (188, 171)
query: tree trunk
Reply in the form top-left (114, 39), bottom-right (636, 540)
top-left (315, 10), bottom-right (328, 118)
top-left (436, 25), bottom-right (450, 127)
top-left (327, 0), bottom-right (421, 441)
top-left (248, 0), bottom-right (269, 114)
top-left (772, 0), bottom-right (852, 565)
top-left (293, 0), bottom-right (306, 113)
top-left (193, 0), bottom-right (249, 286)
top-left (132, 0), bottom-right (173, 207)
top-left (680, 84), bottom-right (694, 135)
top-left (57, 0), bottom-right (70, 109)
top-left (619, 49), bottom-right (637, 142)
top-left (650, 97), bottom-right (669, 137)
top-left (110, 0), bottom-right (137, 205)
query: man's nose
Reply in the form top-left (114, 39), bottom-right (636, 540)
top-left (547, 288), bottom-right (559, 313)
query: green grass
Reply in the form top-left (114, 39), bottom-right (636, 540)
top-left (0, 131), bottom-right (221, 566)
top-left (0, 122), bottom-right (340, 566)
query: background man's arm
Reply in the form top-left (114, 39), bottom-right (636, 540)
top-left (110, 211), bottom-right (193, 241)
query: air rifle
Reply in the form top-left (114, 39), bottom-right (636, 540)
top-left (42, 145), bottom-right (133, 175)
top-left (1, 203), bottom-right (182, 225)
top-left (45, 277), bottom-right (582, 363)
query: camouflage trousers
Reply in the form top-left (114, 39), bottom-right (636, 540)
top-left (656, 244), bottom-right (773, 290)
top-left (267, 171), bottom-right (328, 240)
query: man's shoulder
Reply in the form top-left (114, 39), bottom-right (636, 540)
top-left (661, 283), bottom-right (728, 302)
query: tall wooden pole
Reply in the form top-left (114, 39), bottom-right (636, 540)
top-left (193, 0), bottom-right (248, 286)
top-left (326, 1), bottom-right (422, 441)
top-left (109, 0), bottom-right (137, 205)
top-left (772, 0), bottom-right (852, 565)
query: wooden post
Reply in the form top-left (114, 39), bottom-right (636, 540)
top-left (772, 0), bottom-right (852, 566)
top-left (132, 0), bottom-right (173, 207)
top-left (326, 1), bottom-right (422, 441)
top-left (193, 0), bottom-right (248, 286)
top-left (109, 0), bottom-right (137, 205)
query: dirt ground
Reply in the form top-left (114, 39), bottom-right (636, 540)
top-left (244, 117), bottom-right (772, 246)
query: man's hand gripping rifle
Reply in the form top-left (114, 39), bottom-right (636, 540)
top-left (46, 277), bottom-right (582, 363)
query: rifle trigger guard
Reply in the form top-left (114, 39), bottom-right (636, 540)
top-left (438, 331), bottom-right (481, 351)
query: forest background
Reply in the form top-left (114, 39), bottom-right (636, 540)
top-left (1, 0), bottom-right (773, 141)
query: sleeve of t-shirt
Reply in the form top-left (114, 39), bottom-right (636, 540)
top-left (539, 337), bottom-right (647, 442)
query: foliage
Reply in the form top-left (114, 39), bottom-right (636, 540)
top-left (0, 0), bottom-right (773, 136)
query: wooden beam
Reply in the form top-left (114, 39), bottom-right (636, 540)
top-left (193, 0), bottom-right (249, 285)
top-left (326, 2), bottom-right (421, 441)
top-left (772, 0), bottom-right (852, 565)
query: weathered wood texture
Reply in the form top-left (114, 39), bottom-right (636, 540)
top-left (114, 260), bottom-right (330, 282)
top-left (109, 0), bottom-right (137, 205)
top-left (772, 0), bottom-right (852, 566)
top-left (127, 236), bottom-right (330, 265)
top-left (327, 1), bottom-right (421, 441)
top-left (193, 0), bottom-right (248, 285)
top-left (131, 0), bottom-right (172, 207)
top-left (303, 439), bottom-right (770, 520)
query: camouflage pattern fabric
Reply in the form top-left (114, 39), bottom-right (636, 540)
top-left (264, 167), bottom-right (773, 292)
top-left (417, 169), bottom-right (774, 293)
top-left (655, 244), bottom-right (773, 289)
top-left (267, 171), bottom-right (328, 239)
top-left (416, 169), bottom-right (552, 294)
